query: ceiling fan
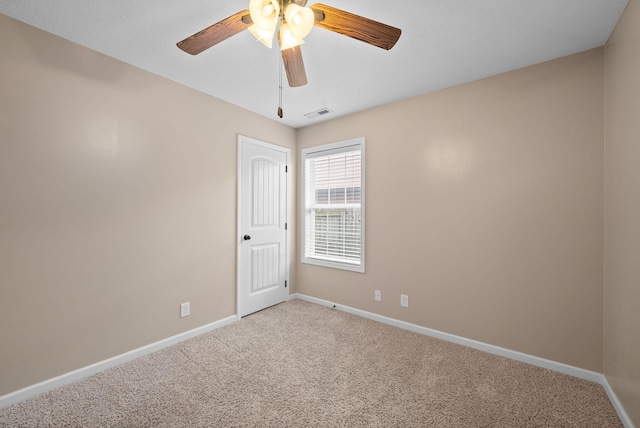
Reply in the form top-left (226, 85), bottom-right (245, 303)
top-left (177, 0), bottom-right (402, 88)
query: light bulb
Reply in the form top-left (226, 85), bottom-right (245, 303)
top-left (279, 23), bottom-right (305, 51)
top-left (249, 0), bottom-right (280, 31)
top-left (284, 4), bottom-right (314, 39)
top-left (248, 24), bottom-right (275, 48)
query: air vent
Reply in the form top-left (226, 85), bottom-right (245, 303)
top-left (304, 108), bottom-right (333, 119)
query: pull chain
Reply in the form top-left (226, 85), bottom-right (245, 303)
top-left (277, 51), bottom-right (283, 118)
top-left (277, 0), bottom-right (285, 119)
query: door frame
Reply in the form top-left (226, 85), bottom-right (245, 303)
top-left (236, 134), bottom-right (290, 318)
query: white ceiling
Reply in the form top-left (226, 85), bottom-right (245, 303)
top-left (1, 0), bottom-right (629, 128)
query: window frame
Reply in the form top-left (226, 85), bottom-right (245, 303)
top-left (301, 137), bottom-right (365, 273)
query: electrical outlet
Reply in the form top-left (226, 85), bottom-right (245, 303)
top-left (180, 302), bottom-right (190, 318)
top-left (400, 294), bottom-right (409, 308)
top-left (374, 290), bottom-right (381, 301)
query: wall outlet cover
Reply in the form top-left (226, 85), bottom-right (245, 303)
top-left (180, 302), bottom-right (190, 318)
top-left (400, 294), bottom-right (409, 308)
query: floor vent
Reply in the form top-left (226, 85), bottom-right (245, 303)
top-left (304, 108), bottom-right (333, 119)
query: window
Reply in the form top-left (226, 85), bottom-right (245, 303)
top-left (302, 138), bottom-right (365, 272)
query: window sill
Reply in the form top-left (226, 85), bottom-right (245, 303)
top-left (302, 256), bottom-right (365, 273)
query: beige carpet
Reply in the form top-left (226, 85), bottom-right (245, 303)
top-left (0, 300), bottom-right (622, 427)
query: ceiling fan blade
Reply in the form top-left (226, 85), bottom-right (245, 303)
top-left (281, 46), bottom-right (308, 87)
top-left (311, 4), bottom-right (401, 50)
top-left (177, 10), bottom-right (251, 55)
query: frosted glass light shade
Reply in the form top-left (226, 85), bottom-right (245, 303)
top-left (248, 24), bottom-right (275, 48)
top-left (284, 4), bottom-right (314, 39)
top-left (249, 0), bottom-right (280, 30)
top-left (279, 23), bottom-right (305, 50)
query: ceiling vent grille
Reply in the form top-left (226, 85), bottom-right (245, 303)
top-left (304, 108), bottom-right (333, 119)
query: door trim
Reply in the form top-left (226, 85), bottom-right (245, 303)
top-left (236, 134), bottom-right (290, 318)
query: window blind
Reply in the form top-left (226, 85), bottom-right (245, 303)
top-left (303, 140), bottom-right (364, 271)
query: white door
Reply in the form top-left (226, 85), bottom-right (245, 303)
top-left (238, 136), bottom-right (288, 317)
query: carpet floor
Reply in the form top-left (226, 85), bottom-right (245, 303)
top-left (0, 300), bottom-right (622, 427)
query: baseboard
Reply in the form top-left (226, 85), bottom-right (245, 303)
top-left (601, 375), bottom-right (636, 428)
top-left (291, 293), bottom-right (637, 427)
top-left (0, 314), bottom-right (238, 410)
top-left (291, 293), bottom-right (602, 382)
top-left (3, 298), bottom-right (634, 427)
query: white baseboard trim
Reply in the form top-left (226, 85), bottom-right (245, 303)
top-left (0, 315), bottom-right (238, 410)
top-left (291, 293), bottom-right (634, 427)
top-left (2, 297), bottom-right (634, 427)
top-left (602, 375), bottom-right (635, 428)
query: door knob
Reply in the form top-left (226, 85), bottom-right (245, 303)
top-left (243, 235), bottom-right (251, 241)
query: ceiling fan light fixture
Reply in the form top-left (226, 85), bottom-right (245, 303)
top-left (248, 24), bottom-right (275, 48)
top-left (284, 4), bottom-right (314, 39)
top-left (178, 2), bottom-right (402, 90)
top-left (249, 0), bottom-right (280, 30)
top-left (279, 23), bottom-right (305, 51)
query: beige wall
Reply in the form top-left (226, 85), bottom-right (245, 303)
top-left (0, 14), bottom-right (296, 396)
top-left (297, 49), bottom-right (605, 372)
top-left (604, 0), bottom-right (640, 424)
top-left (3, 6), bottom-right (637, 421)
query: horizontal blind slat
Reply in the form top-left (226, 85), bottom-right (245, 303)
top-left (304, 146), bottom-right (363, 266)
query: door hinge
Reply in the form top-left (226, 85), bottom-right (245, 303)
top-left (285, 280), bottom-right (288, 288)
top-left (285, 223), bottom-right (288, 230)
top-left (285, 165), bottom-right (288, 173)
